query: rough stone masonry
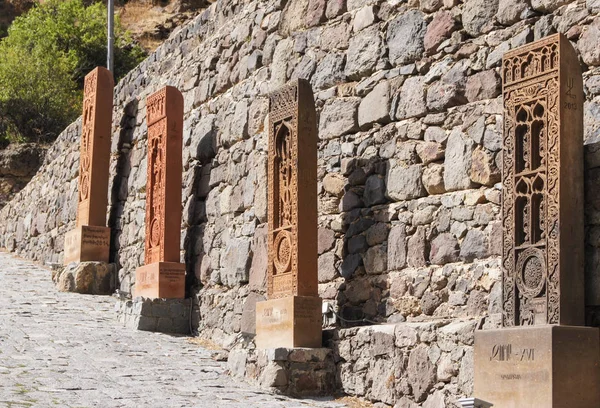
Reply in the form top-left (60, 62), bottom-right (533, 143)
top-left (3, 0), bottom-right (600, 406)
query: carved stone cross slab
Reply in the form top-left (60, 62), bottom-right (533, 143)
top-left (501, 33), bottom-right (584, 327)
top-left (64, 67), bottom-right (113, 265)
top-left (266, 78), bottom-right (318, 299)
top-left (134, 86), bottom-right (185, 299)
top-left (474, 34), bottom-right (600, 408)
top-left (256, 79), bottom-right (322, 348)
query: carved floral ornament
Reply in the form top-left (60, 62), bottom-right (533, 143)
top-left (147, 88), bottom-right (167, 125)
top-left (268, 82), bottom-right (301, 299)
top-left (502, 36), bottom-right (571, 327)
top-left (78, 73), bottom-right (98, 204)
top-left (145, 118), bottom-right (167, 264)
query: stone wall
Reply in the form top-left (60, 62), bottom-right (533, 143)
top-left (2, 0), bottom-right (600, 405)
top-left (0, 143), bottom-right (46, 209)
top-left (329, 320), bottom-right (478, 407)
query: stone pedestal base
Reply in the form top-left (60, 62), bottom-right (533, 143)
top-left (134, 262), bottom-right (185, 299)
top-left (228, 347), bottom-right (335, 397)
top-left (256, 296), bottom-right (322, 349)
top-left (116, 297), bottom-right (192, 334)
top-left (52, 261), bottom-right (116, 295)
top-left (64, 225), bottom-right (110, 264)
top-left (474, 326), bottom-right (600, 408)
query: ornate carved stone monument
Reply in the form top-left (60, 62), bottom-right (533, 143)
top-left (64, 67), bottom-right (113, 265)
top-left (255, 79), bottom-right (322, 348)
top-left (134, 86), bottom-right (185, 299)
top-left (474, 34), bottom-right (600, 407)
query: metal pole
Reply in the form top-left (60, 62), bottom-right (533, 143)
top-left (107, 0), bottom-right (114, 72)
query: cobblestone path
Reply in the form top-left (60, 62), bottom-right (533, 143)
top-left (0, 252), bottom-right (346, 408)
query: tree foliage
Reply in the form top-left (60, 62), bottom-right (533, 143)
top-left (0, 0), bottom-right (146, 143)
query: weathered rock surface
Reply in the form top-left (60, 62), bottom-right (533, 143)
top-left (319, 97), bottom-right (360, 139)
top-left (53, 262), bottom-right (116, 295)
top-left (462, 0), bottom-right (499, 36)
top-left (395, 77), bottom-right (427, 121)
top-left (387, 10), bottom-right (427, 66)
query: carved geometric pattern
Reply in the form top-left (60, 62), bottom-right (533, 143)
top-left (147, 88), bottom-right (167, 126)
top-left (266, 79), bottom-right (318, 300)
top-left (141, 86), bottom-right (183, 267)
top-left (268, 83), bottom-right (299, 299)
top-left (145, 116), bottom-right (167, 265)
top-left (78, 70), bottom-right (97, 204)
top-left (75, 67), bottom-right (113, 229)
top-left (145, 118), bottom-right (166, 264)
top-left (502, 36), bottom-right (562, 327)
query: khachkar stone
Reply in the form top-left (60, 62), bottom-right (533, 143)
top-left (134, 86), bottom-right (185, 299)
top-left (255, 79), bottom-right (322, 349)
top-left (501, 34), bottom-right (584, 326)
top-left (64, 67), bottom-right (113, 265)
top-left (474, 34), bottom-right (600, 408)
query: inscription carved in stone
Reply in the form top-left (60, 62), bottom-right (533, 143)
top-left (502, 34), bottom-right (584, 327)
top-left (267, 79), bottom-right (318, 299)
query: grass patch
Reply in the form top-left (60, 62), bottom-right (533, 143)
top-left (186, 337), bottom-right (222, 351)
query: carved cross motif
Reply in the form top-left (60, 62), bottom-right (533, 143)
top-left (75, 67), bottom-right (113, 228)
top-left (143, 87), bottom-right (183, 266)
top-left (502, 34), bottom-right (584, 327)
top-left (267, 79), bottom-right (318, 299)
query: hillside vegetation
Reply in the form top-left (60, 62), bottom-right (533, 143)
top-left (0, 0), bottom-right (211, 144)
top-left (1, 0), bottom-right (212, 51)
top-left (0, 0), bottom-right (147, 144)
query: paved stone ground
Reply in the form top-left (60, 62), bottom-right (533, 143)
top-left (0, 252), bottom-right (347, 408)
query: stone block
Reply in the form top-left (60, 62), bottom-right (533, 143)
top-left (241, 292), bottom-right (266, 335)
top-left (256, 296), bottom-right (322, 349)
top-left (345, 24), bottom-right (382, 79)
top-left (63, 225), bottom-right (110, 264)
top-left (475, 326), bottom-right (600, 407)
top-left (138, 315), bottom-right (158, 331)
top-left (134, 262), bottom-right (185, 299)
top-left (266, 348), bottom-right (291, 361)
top-left (358, 81), bottom-right (390, 128)
top-left (227, 346), bottom-right (335, 397)
top-left (387, 10), bottom-right (426, 66)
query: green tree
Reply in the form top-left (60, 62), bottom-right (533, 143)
top-left (0, 0), bottom-right (146, 143)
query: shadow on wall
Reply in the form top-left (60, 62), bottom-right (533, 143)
top-left (181, 110), bottom-right (220, 329)
top-left (108, 98), bottom-right (138, 285)
top-left (329, 129), bottom-right (600, 329)
top-left (337, 156), bottom-right (392, 326)
top-left (328, 150), bottom-right (501, 329)
top-left (584, 141), bottom-right (600, 325)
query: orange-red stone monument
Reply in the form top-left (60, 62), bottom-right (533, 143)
top-left (473, 34), bottom-right (600, 408)
top-left (255, 79), bottom-right (322, 349)
top-left (64, 67), bottom-right (113, 264)
top-left (134, 86), bottom-right (185, 299)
